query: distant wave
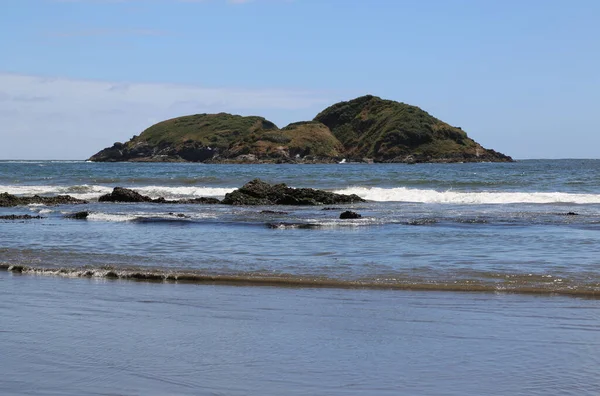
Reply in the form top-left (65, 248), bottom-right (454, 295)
top-left (0, 184), bottom-right (235, 200)
top-left (133, 186), bottom-right (234, 199)
top-left (4, 183), bottom-right (600, 204)
top-left (1, 263), bottom-right (598, 298)
top-left (335, 187), bottom-right (600, 204)
top-left (0, 184), bottom-right (113, 200)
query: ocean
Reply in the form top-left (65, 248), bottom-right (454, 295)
top-left (1, 159), bottom-right (599, 395)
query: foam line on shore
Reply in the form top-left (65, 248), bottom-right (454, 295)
top-left (1, 263), bottom-right (598, 298)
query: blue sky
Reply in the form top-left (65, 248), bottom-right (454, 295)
top-left (1, 0), bottom-right (598, 159)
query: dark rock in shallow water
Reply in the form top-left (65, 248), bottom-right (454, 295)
top-left (405, 218), bottom-right (438, 226)
top-left (260, 210), bottom-right (289, 215)
top-left (0, 192), bottom-right (87, 207)
top-left (339, 211), bottom-right (362, 219)
top-left (98, 187), bottom-right (221, 204)
top-left (222, 179), bottom-right (365, 206)
top-left (0, 214), bottom-right (44, 220)
top-left (98, 187), bottom-right (152, 203)
top-left (64, 211), bottom-right (90, 219)
top-left (168, 212), bottom-right (189, 218)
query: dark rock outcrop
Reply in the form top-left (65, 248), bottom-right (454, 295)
top-left (64, 211), bottom-right (90, 219)
top-left (98, 187), bottom-right (152, 203)
top-left (221, 179), bottom-right (365, 206)
top-left (98, 187), bottom-right (221, 204)
top-left (339, 211), bottom-right (362, 219)
top-left (0, 192), bottom-right (87, 207)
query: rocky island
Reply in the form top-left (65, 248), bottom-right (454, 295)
top-left (89, 95), bottom-right (512, 164)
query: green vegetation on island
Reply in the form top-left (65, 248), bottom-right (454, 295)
top-left (89, 95), bottom-right (512, 163)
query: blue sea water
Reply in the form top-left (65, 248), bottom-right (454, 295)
top-left (1, 159), bottom-right (600, 395)
top-left (1, 159), bottom-right (600, 294)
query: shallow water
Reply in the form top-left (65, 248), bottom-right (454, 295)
top-left (2, 160), bottom-right (600, 295)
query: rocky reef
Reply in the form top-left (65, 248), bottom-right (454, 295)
top-left (1, 181), bottom-right (364, 208)
top-left (95, 180), bottom-right (364, 206)
top-left (0, 192), bottom-right (87, 207)
top-left (221, 179), bottom-right (365, 206)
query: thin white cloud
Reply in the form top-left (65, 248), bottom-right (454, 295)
top-left (0, 73), bottom-right (329, 159)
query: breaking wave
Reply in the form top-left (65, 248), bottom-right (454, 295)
top-left (4, 183), bottom-right (600, 205)
top-left (133, 186), bottom-right (234, 199)
top-left (0, 184), bottom-right (234, 200)
top-left (335, 187), bottom-right (600, 204)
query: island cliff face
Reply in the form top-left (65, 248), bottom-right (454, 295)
top-left (89, 95), bottom-right (512, 163)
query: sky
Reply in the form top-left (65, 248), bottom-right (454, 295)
top-left (1, 0), bottom-right (599, 160)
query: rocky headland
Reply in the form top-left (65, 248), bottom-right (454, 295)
top-left (89, 95), bottom-right (512, 164)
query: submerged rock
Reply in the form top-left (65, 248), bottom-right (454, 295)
top-left (179, 197), bottom-right (221, 205)
top-left (222, 179), bottom-right (365, 206)
top-left (168, 212), bottom-right (189, 218)
top-left (0, 214), bottom-right (44, 220)
top-left (339, 211), bottom-right (361, 219)
top-left (266, 222), bottom-right (321, 229)
top-left (0, 192), bottom-right (87, 207)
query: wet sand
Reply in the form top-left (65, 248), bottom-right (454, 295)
top-left (1, 272), bottom-right (598, 396)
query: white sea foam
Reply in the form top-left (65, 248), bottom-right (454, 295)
top-left (335, 187), bottom-right (600, 204)
top-left (86, 211), bottom-right (217, 223)
top-left (132, 186), bottom-right (234, 199)
top-left (0, 184), bottom-right (234, 200)
top-left (6, 183), bottom-right (600, 204)
top-left (27, 205), bottom-right (52, 214)
top-left (0, 184), bottom-right (113, 200)
top-left (87, 213), bottom-right (138, 222)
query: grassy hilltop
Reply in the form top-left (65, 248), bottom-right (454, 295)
top-left (89, 95), bottom-right (512, 163)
